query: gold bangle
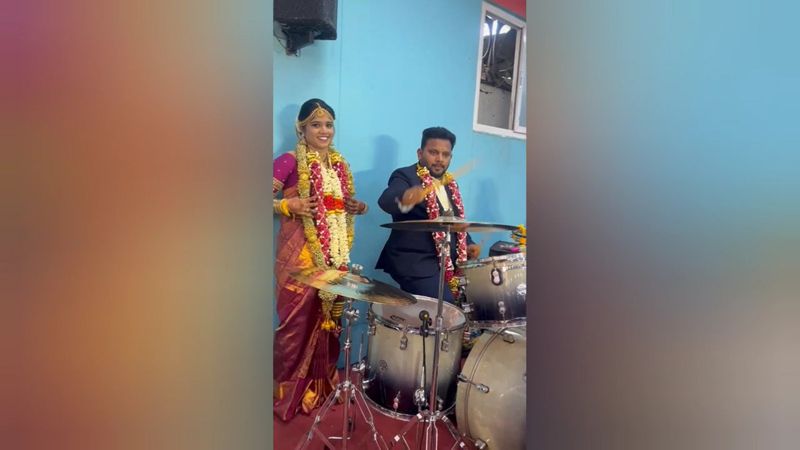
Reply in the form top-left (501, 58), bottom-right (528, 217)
top-left (279, 199), bottom-right (291, 217)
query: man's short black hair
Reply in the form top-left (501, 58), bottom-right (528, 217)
top-left (420, 127), bottom-right (456, 149)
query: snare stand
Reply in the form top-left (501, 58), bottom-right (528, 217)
top-left (391, 230), bottom-right (467, 450)
top-left (295, 295), bottom-right (388, 450)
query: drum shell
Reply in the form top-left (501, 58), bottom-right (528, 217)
top-left (364, 295), bottom-right (465, 419)
top-left (461, 253), bottom-right (526, 327)
top-left (456, 327), bottom-right (526, 450)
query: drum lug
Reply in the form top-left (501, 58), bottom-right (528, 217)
top-left (392, 391), bottom-right (401, 411)
top-left (490, 267), bottom-right (503, 286)
top-left (400, 333), bottom-right (408, 350)
top-left (461, 302), bottom-right (474, 313)
top-left (441, 335), bottom-right (449, 352)
top-left (457, 373), bottom-right (490, 394)
top-left (367, 311), bottom-right (376, 335)
top-left (516, 282), bottom-right (527, 297)
top-left (474, 439), bottom-right (488, 449)
top-left (497, 300), bottom-right (506, 319)
top-left (414, 388), bottom-right (427, 409)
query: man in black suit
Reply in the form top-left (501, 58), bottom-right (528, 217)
top-left (376, 127), bottom-right (481, 303)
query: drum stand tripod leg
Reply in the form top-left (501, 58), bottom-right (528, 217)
top-left (391, 231), bottom-right (468, 450)
top-left (295, 385), bottom-right (342, 450)
top-left (294, 298), bottom-right (388, 450)
top-left (439, 415), bottom-right (468, 450)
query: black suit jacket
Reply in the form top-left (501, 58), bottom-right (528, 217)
top-left (375, 163), bottom-right (474, 279)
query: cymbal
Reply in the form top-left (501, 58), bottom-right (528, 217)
top-left (381, 217), bottom-right (518, 233)
top-left (290, 268), bottom-right (417, 305)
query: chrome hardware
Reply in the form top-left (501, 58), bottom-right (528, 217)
top-left (414, 388), bottom-right (427, 408)
top-left (491, 267), bottom-right (503, 285)
top-left (441, 335), bottom-right (449, 352)
top-left (498, 300), bottom-right (506, 318)
top-left (457, 373), bottom-right (490, 394)
top-left (475, 439), bottom-right (488, 449)
top-left (392, 392), bottom-right (401, 411)
top-left (461, 302), bottom-right (474, 313)
top-left (350, 263), bottom-right (364, 275)
top-left (361, 367), bottom-right (378, 391)
top-left (502, 330), bottom-right (516, 344)
top-left (351, 361), bottom-right (366, 373)
top-left (400, 333), bottom-right (408, 350)
top-left (517, 282), bottom-right (527, 297)
top-left (368, 322), bottom-right (376, 335)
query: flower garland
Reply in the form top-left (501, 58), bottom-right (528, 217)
top-left (416, 163), bottom-right (468, 299)
top-left (296, 142), bottom-right (356, 330)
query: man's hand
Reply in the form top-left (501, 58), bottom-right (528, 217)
top-left (400, 186), bottom-right (428, 207)
top-left (467, 244), bottom-right (481, 260)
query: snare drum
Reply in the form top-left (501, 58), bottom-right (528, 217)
top-left (456, 327), bottom-right (526, 450)
top-left (460, 253), bottom-right (526, 328)
top-left (363, 295), bottom-right (466, 419)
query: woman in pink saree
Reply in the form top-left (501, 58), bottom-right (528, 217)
top-left (272, 98), bottom-right (368, 422)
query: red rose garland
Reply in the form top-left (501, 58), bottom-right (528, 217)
top-left (297, 146), bottom-right (356, 331)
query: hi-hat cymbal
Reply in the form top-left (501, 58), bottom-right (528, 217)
top-left (381, 217), bottom-right (518, 233)
top-left (290, 268), bottom-right (416, 305)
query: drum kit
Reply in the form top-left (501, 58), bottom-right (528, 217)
top-left (292, 217), bottom-right (527, 450)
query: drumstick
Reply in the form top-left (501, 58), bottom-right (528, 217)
top-left (419, 159), bottom-right (478, 197)
top-left (448, 158), bottom-right (477, 180)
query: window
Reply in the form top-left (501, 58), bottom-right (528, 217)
top-left (473, 3), bottom-right (526, 138)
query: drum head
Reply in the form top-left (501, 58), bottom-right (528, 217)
top-left (457, 327), bottom-right (527, 449)
top-left (372, 294), bottom-right (465, 332)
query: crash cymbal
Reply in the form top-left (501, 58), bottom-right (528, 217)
top-left (381, 217), bottom-right (518, 233)
top-left (290, 268), bottom-right (417, 305)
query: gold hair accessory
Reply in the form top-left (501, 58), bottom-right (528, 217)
top-left (297, 103), bottom-right (333, 128)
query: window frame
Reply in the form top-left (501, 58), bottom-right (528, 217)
top-left (472, 2), bottom-right (527, 140)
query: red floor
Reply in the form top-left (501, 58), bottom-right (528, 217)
top-left (274, 372), bottom-right (477, 450)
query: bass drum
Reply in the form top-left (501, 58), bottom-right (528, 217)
top-left (456, 327), bottom-right (526, 450)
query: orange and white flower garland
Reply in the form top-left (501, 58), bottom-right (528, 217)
top-left (416, 163), bottom-right (468, 299)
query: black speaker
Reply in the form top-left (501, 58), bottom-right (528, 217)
top-left (275, 0), bottom-right (338, 40)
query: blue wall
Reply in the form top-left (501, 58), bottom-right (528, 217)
top-left (274, 0), bottom-right (526, 362)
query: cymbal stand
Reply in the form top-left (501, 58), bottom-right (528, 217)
top-left (295, 296), bottom-right (388, 450)
top-left (391, 229), bottom-right (467, 450)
